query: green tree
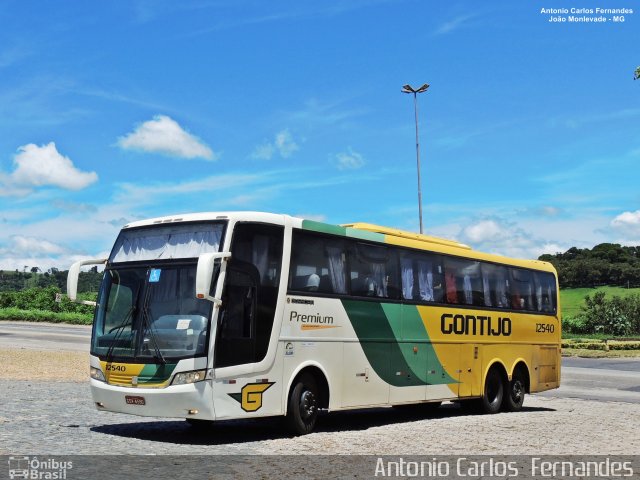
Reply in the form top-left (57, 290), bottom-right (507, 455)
top-left (635, 66), bottom-right (640, 80)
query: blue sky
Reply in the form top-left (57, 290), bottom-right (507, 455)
top-left (0, 0), bottom-right (638, 271)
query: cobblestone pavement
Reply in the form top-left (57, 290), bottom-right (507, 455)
top-left (2, 380), bottom-right (639, 456)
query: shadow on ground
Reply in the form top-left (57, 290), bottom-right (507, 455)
top-left (89, 403), bottom-right (555, 446)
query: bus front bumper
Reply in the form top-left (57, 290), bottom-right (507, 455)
top-left (90, 378), bottom-right (216, 420)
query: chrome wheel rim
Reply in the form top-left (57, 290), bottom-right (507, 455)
top-left (300, 390), bottom-right (317, 421)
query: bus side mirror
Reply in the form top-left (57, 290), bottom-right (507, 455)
top-left (67, 258), bottom-right (107, 305)
top-left (196, 252), bottom-right (231, 305)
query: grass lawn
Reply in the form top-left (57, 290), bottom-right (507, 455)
top-left (560, 286), bottom-right (640, 318)
top-left (562, 348), bottom-right (640, 358)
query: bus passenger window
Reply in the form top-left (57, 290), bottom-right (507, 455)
top-left (289, 231), bottom-right (347, 295)
top-left (400, 252), bottom-right (442, 303)
top-left (534, 272), bottom-right (557, 313)
top-left (510, 268), bottom-right (534, 311)
top-left (444, 259), bottom-right (483, 306)
top-left (349, 243), bottom-right (399, 300)
top-left (481, 263), bottom-right (510, 309)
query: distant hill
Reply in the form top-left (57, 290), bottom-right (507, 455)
top-left (0, 268), bottom-right (102, 293)
top-left (539, 243), bottom-right (640, 288)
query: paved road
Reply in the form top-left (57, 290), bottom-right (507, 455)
top-left (536, 356), bottom-right (640, 403)
top-left (2, 321), bottom-right (638, 402)
top-left (0, 321), bottom-right (91, 351)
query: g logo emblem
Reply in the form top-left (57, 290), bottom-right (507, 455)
top-left (229, 382), bottom-right (275, 412)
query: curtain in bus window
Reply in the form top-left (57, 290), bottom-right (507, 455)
top-left (110, 225), bottom-right (223, 262)
top-left (326, 246), bottom-right (347, 294)
top-left (251, 235), bottom-right (269, 284)
top-left (536, 282), bottom-right (543, 311)
top-left (463, 274), bottom-right (473, 304)
top-left (482, 273), bottom-right (492, 307)
top-left (496, 271), bottom-right (508, 308)
top-left (371, 263), bottom-right (387, 297)
top-left (511, 268), bottom-right (534, 310)
top-left (417, 260), bottom-right (434, 301)
top-left (400, 256), bottom-right (414, 300)
top-left (534, 272), bottom-right (556, 313)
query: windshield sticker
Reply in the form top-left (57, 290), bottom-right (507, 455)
top-left (176, 319), bottom-right (191, 330)
top-left (149, 269), bottom-right (162, 283)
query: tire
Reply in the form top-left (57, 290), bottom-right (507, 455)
top-left (286, 373), bottom-right (319, 435)
top-left (480, 368), bottom-right (504, 414)
top-left (503, 368), bottom-right (526, 412)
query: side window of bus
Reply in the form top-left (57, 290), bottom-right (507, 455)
top-left (289, 231), bottom-right (347, 295)
top-left (400, 252), bottom-right (444, 303)
top-left (444, 258), bottom-right (483, 306)
top-left (480, 263), bottom-right (510, 309)
top-left (349, 243), bottom-right (400, 300)
top-left (510, 268), bottom-right (535, 311)
top-left (534, 272), bottom-right (557, 313)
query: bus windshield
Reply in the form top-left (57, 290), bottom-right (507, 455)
top-left (92, 263), bottom-right (215, 361)
top-left (92, 221), bottom-right (226, 361)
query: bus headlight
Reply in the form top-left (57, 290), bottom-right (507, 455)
top-left (171, 369), bottom-right (209, 385)
top-left (90, 366), bottom-right (106, 382)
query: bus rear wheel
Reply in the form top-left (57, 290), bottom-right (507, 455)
top-left (286, 373), bottom-right (319, 435)
top-left (503, 369), bottom-right (526, 412)
top-left (480, 368), bottom-right (504, 414)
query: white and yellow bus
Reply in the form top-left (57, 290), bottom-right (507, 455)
top-left (68, 211), bottom-right (560, 434)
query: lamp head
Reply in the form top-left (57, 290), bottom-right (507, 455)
top-left (402, 83), bottom-right (430, 94)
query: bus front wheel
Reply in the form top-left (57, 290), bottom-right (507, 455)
top-left (286, 373), bottom-right (319, 435)
top-left (480, 368), bottom-right (504, 414)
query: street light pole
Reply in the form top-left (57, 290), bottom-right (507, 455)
top-left (402, 83), bottom-right (429, 234)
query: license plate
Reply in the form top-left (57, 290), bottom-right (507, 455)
top-left (125, 395), bottom-right (146, 406)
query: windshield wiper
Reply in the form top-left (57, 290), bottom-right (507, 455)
top-left (105, 303), bottom-right (136, 362)
top-left (140, 285), bottom-right (166, 365)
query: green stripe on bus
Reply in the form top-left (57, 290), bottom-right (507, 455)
top-left (302, 220), bottom-right (347, 236)
top-left (138, 363), bottom-right (177, 384)
top-left (394, 305), bottom-right (456, 385)
top-left (341, 299), bottom-right (424, 387)
top-left (302, 220), bottom-right (386, 243)
top-left (342, 300), bottom-right (456, 387)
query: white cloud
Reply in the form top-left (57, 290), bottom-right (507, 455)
top-left (612, 210), bottom-right (640, 227)
top-left (462, 219), bottom-right (504, 243)
top-left (0, 235), bottom-right (76, 272)
top-left (611, 210), bottom-right (640, 240)
top-left (456, 217), bottom-right (572, 260)
top-left (251, 129), bottom-right (298, 160)
top-left (0, 142), bottom-right (97, 196)
top-left (333, 148), bottom-right (365, 170)
top-left (117, 115), bottom-right (216, 160)
top-left (5, 235), bottom-right (66, 256)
